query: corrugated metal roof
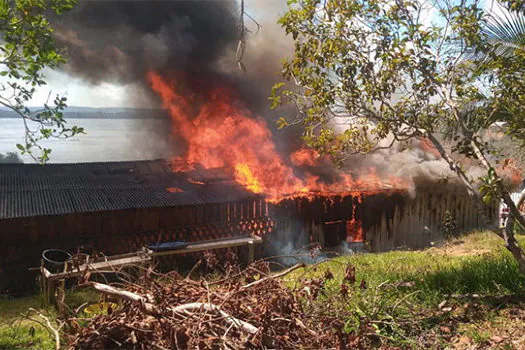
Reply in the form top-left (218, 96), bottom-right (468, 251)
top-left (0, 160), bottom-right (259, 219)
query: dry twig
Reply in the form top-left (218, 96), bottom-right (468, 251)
top-left (26, 308), bottom-right (62, 350)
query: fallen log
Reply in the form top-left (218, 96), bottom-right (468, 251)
top-left (90, 282), bottom-right (156, 314)
top-left (89, 282), bottom-right (258, 335)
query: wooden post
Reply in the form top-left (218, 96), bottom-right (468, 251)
top-left (40, 261), bottom-right (55, 307)
top-left (247, 240), bottom-right (255, 264)
top-left (40, 259), bottom-right (48, 306)
top-left (138, 248), bottom-right (150, 280)
top-left (56, 279), bottom-right (66, 317)
top-left (47, 279), bottom-right (57, 306)
top-left (41, 272), bottom-right (48, 305)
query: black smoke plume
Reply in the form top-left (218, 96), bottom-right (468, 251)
top-left (52, 0), bottom-right (301, 153)
top-left (53, 0), bottom-right (239, 86)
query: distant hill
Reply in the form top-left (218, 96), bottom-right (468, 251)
top-left (0, 107), bottom-right (168, 119)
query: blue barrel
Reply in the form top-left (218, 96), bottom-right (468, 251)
top-left (42, 249), bottom-right (72, 273)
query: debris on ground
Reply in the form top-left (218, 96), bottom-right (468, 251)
top-left (67, 262), bottom-right (357, 349)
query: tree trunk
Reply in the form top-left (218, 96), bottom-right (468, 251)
top-left (503, 191), bottom-right (525, 275)
top-left (425, 133), bottom-right (491, 223)
top-left (469, 140), bottom-right (525, 275)
top-left (425, 133), bottom-right (525, 275)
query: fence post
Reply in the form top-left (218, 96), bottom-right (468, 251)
top-left (247, 240), bottom-right (255, 263)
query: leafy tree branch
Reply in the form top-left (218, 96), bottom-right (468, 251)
top-left (0, 0), bottom-right (82, 163)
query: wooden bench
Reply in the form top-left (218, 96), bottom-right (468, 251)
top-left (40, 234), bottom-right (262, 307)
top-left (149, 234), bottom-right (262, 260)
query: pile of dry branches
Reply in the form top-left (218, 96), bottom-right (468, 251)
top-left (67, 261), bottom-right (351, 349)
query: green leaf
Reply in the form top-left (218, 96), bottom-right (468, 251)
top-left (0, 0), bottom-right (80, 162)
top-left (277, 117), bottom-right (289, 129)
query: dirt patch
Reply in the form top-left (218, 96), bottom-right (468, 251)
top-left (427, 240), bottom-right (493, 257)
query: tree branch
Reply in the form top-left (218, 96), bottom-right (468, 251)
top-left (89, 282), bottom-right (259, 335)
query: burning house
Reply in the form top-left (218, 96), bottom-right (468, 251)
top-left (269, 187), bottom-right (497, 256)
top-left (0, 0), bottom-right (502, 294)
top-left (0, 158), bottom-right (497, 293)
top-left (144, 73), bottom-right (498, 256)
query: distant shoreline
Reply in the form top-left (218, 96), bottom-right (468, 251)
top-left (0, 115), bottom-right (168, 119)
top-left (0, 107), bottom-right (169, 119)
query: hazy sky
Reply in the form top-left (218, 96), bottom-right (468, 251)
top-left (29, 68), bottom-right (153, 108)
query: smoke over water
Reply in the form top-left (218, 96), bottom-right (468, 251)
top-left (50, 0), bottom-right (482, 201)
top-left (54, 1), bottom-right (238, 84)
top-left (52, 0), bottom-right (286, 111)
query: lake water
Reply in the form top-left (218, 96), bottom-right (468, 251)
top-left (0, 118), bottom-right (175, 163)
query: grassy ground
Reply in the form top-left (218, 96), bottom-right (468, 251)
top-left (1, 230), bottom-right (524, 349)
top-left (0, 294), bottom-right (54, 350)
top-left (285, 231), bottom-right (525, 349)
top-left (0, 289), bottom-right (97, 349)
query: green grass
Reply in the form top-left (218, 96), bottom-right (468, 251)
top-left (0, 294), bottom-right (55, 350)
top-left (288, 231), bottom-right (525, 305)
top-left (0, 318), bottom-right (56, 350)
top-left (284, 231), bottom-right (525, 348)
top-left (0, 288), bottom-right (98, 349)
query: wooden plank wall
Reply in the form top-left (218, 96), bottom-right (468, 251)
top-left (365, 188), bottom-right (498, 252)
top-left (268, 195), bottom-right (356, 250)
top-left (0, 199), bottom-right (270, 294)
top-left (270, 187), bottom-right (498, 254)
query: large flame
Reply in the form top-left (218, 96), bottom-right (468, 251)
top-left (148, 72), bottom-right (408, 202)
top-left (148, 71), bottom-right (306, 200)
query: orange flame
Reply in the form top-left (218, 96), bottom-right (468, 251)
top-left (148, 71), bottom-right (409, 202)
top-left (347, 195), bottom-right (364, 242)
top-left (290, 148), bottom-right (319, 166)
top-left (148, 71), bottom-right (305, 200)
top-left (235, 164), bottom-right (261, 193)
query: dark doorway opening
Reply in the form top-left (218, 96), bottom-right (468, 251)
top-left (324, 220), bottom-right (347, 247)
